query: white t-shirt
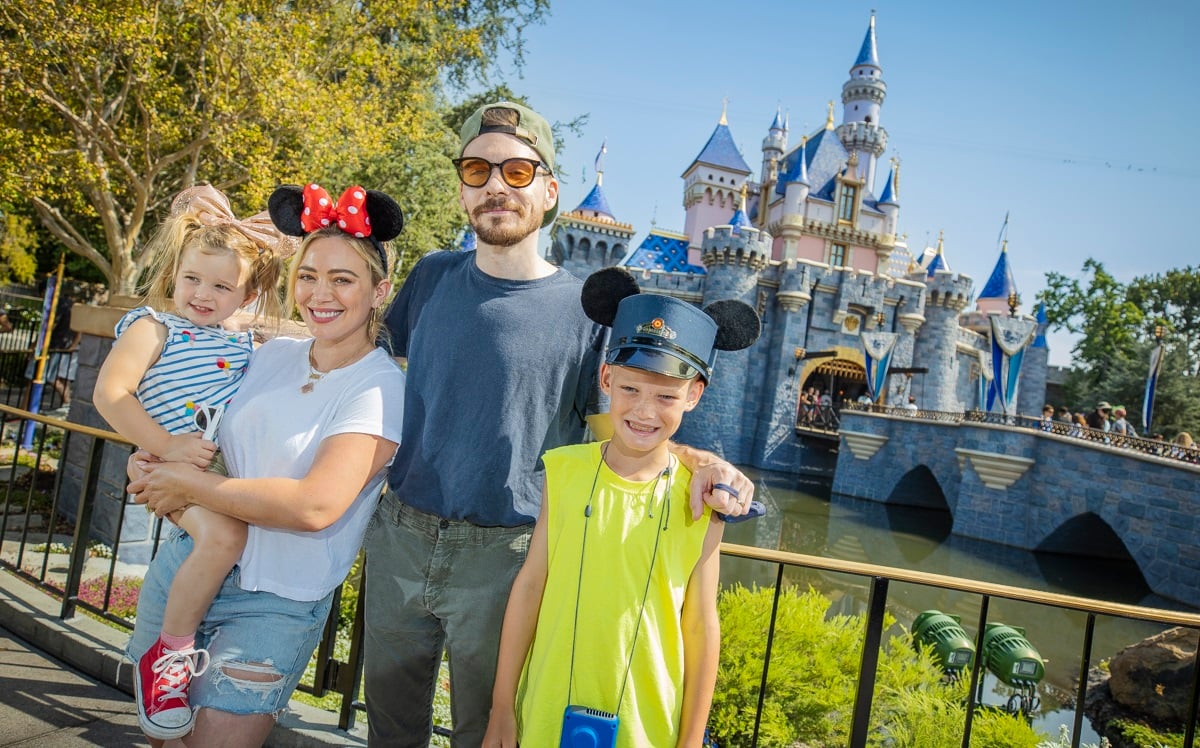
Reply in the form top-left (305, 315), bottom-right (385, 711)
top-left (217, 337), bottom-right (404, 601)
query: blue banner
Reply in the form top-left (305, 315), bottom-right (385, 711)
top-left (988, 315), bottom-right (1037, 417)
top-left (1143, 343), bottom-right (1163, 433)
top-left (861, 331), bottom-right (898, 402)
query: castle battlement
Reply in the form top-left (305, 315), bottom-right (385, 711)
top-left (701, 225), bottom-right (772, 270)
top-left (921, 271), bottom-right (974, 311)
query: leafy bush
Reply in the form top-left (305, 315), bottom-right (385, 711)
top-left (708, 584), bottom-right (1047, 747)
top-left (1110, 719), bottom-right (1180, 748)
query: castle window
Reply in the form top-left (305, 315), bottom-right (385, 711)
top-left (838, 183), bottom-right (858, 223)
top-left (830, 243), bottom-right (847, 267)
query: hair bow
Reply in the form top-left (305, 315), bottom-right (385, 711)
top-left (171, 185), bottom-right (296, 258)
top-left (300, 184), bottom-right (372, 238)
top-left (268, 183), bottom-right (404, 274)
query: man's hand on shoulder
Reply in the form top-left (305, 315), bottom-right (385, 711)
top-left (689, 461), bottom-right (754, 521)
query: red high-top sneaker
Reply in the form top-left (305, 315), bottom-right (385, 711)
top-left (134, 638), bottom-right (210, 740)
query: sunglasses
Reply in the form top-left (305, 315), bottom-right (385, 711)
top-left (452, 157), bottom-right (550, 189)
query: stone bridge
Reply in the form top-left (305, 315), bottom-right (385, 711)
top-left (832, 409), bottom-right (1200, 606)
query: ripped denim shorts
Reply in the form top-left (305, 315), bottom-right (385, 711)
top-left (125, 528), bottom-right (335, 716)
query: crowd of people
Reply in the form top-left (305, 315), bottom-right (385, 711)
top-left (110, 100), bottom-right (756, 748)
top-left (1039, 401), bottom-right (1197, 462)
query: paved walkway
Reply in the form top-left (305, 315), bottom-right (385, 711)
top-left (0, 624), bottom-right (148, 747)
top-left (0, 571), bottom-right (366, 747)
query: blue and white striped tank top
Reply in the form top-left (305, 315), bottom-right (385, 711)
top-left (114, 307), bottom-right (254, 436)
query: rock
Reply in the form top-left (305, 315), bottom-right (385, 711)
top-left (1106, 626), bottom-right (1198, 726)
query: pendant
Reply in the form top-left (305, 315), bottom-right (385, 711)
top-left (301, 381), bottom-right (315, 394)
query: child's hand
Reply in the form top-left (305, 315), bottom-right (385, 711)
top-left (481, 710), bottom-right (517, 748)
top-left (159, 431), bottom-right (217, 469)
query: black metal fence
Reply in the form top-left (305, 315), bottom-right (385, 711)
top-left (3, 401), bottom-right (1199, 746)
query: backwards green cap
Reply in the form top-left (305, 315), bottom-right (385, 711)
top-left (458, 100), bottom-right (558, 227)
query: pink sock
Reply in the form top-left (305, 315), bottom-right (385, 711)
top-left (160, 632), bottom-right (195, 652)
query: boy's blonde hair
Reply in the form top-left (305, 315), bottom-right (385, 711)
top-left (284, 227), bottom-right (395, 342)
top-left (139, 201), bottom-right (286, 322)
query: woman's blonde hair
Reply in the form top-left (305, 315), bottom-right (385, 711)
top-left (140, 211), bottom-right (285, 321)
top-left (1174, 432), bottom-right (1194, 448)
top-left (284, 227), bottom-right (395, 342)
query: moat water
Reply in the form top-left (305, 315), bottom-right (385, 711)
top-left (718, 468), bottom-right (1197, 743)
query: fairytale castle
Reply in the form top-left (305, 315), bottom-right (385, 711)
top-left (545, 15), bottom-right (1049, 473)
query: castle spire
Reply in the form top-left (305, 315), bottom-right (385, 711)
top-left (720, 97), bottom-right (729, 126)
top-left (838, 13), bottom-right (888, 193)
top-left (855, 12), bottom-right (880, 67)
top-left (825, 100), bottom-right (836, 130)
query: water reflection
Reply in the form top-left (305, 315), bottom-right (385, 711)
top-left (719, 469), bottom-right (1196, 741)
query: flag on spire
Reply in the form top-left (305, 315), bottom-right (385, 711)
top-left (997, 211), bottom-right (1010, 249)
top-left (594, 139), bottom-right (607, 175)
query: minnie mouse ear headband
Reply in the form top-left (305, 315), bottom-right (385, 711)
top-left (172, 184), bottom-right (298, 259)
top-left (267, 183), bottom-right (404, 272)
top-left (582, 267), bottom-right (760, 383)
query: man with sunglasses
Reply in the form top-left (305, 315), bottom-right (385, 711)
top-left (365, 100), bottom-right (753, 746)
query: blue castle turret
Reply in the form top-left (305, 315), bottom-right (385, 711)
top-left (674, 218), bottom-right (772, 464)
top-left (548, 142), bottom-right (635, 278)
top-left (910, 236), bottom-right (973, 411)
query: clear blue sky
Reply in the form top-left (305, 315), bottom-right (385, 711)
top-left (495, 0), bottom-right (1199, 366)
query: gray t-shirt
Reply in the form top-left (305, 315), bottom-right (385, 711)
top-left (384, 250), bottom-right (606, 526)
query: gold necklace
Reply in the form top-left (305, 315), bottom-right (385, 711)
top-left (301, 341), bottom-right (371, 394)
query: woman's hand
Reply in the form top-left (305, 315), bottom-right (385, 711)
top-left (128, 461), bottom-right (205, 517)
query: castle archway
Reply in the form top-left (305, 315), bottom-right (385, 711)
top-left (886, 465), bottom-right (949, 511)
top-left (801, 358), bottom-right (867, 405)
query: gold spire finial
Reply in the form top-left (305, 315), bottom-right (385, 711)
top-left (1001, 239), bottom-right (1008, 253)
top-left (826, 100), bottom-right (835, 130)
top-left (801, 134), bottom-right (808, 147)
top-left (720, 97), bottom-right (729, 125)
top-left (740, 183), bottom-right (748, 209)
top-left (936, 230), bottom-right (945, 253)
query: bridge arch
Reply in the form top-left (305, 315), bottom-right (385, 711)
top-left (887, 465), bottom-right (950, 512)
top-left (1036, 511), bottom-right (1137, 562)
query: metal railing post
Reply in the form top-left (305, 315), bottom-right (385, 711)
top-left (960, 595), bottom-right (990, 748)
top-left (849, 576), bottom-right (889, 747)
top-left (750, 564), bottom-right (786, 747)
top-left (1071, 614), bottom-right (1096, 748)
top-left (59, 432), bottom-right (103, 620)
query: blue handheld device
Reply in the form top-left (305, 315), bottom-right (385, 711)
top-left (716, 499), bottom-right (766, 523)
top-left (560, 705), bottom-right (619, 747)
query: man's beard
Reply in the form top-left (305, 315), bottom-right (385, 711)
top-left (471, 198), bottom-right (543, 247)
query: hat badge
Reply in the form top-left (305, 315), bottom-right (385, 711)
top-left (637, 317), bottom-right (676, 339)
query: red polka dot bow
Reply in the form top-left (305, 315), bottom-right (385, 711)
top-left (300, 184), bottom-right (373, 237)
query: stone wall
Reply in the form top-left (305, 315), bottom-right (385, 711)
top-left (833, 409), bottom-right (1200, 605)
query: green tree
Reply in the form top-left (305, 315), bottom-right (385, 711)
top-left (1127, 267), bottom-right (1200, 377)
top-left (0, 212), bottom-right (40, 286)
top-left (1040, 259), bottom-right (1200, 437)
top-left (0, 0), bottom-right (549, 294)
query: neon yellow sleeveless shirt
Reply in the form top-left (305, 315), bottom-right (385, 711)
top-left (517, 442), bottom-right (711, 746)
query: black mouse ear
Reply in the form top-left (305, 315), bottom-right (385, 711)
top-left (705, 299), bottom-right (761, 351)
top-left (581, 267), bottom-right (641, 326)
top-left (267, 185), bottom-right (307, 237)
top-left (365, 190), bottom-right (404, 242)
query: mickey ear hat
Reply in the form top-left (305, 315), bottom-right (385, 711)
top-left (582, 267), bottom-right (760, 383)
top-left (267, 183), bottom-right (403, 272)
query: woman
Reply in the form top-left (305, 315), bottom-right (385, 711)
top-left (126, 183), bottom-right (405, 747)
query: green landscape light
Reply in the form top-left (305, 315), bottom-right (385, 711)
top-left (981, 622), bottom-right (1045, 688)
top-left (912, 610), bottom-right (976, 674)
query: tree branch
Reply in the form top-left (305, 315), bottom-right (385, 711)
top-left (30, 197), bottom-right (113, 281)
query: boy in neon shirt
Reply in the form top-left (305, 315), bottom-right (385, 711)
top-left (483, 268), bottom-right (760, 747)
